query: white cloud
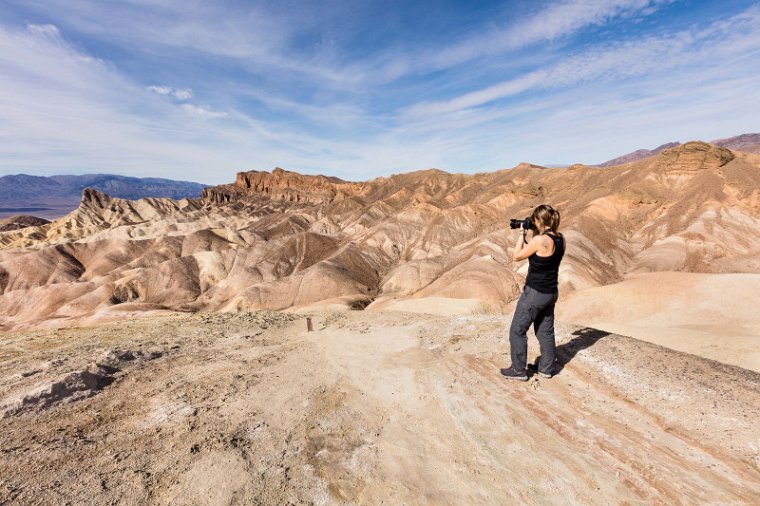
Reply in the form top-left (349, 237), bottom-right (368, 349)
top-left (510, 0), bottom-right (672, 44)
top-left (0, 3), bottom-right (759, 184)
top-left (401, 0), bottom-right (675, 77)
top-left (403, 6), bottom-right (760, 119)
top-left (147, 85), bottom-right (171, 95)
top-left (405, 71), bottom-right (548, 117)
top-left (4, 0), bottom-right (675, 90)
top-left (0, 23), bottom-right (253, 182)
top-left (4, 0), bottom-right (361, 86)
top-left (180, 103), bottom-right (228, 118)
top-left (173, 88), bottom-right (192, 100)
top-left (147, 85), bottom-right (193, 100)
top-left (26, 23), bottom-right (61, 39)
top-left (0, 20), bottom-right (384, 182)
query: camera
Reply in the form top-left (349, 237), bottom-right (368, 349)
top-left (509, 217), bottom-right (534, 230)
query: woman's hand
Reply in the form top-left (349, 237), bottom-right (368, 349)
top-left (515, 227), bottom-right (527, 247)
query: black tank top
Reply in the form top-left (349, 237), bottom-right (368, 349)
top-left (525, 232), bottom-right (564, 294)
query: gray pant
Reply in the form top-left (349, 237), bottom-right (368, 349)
top-left (509, 285), bottom-right (559, 373)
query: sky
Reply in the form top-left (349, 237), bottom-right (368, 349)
top-left (1, 0), bottom-right (759, 184)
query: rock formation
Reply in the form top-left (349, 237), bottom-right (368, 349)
top-left (0, 215), bottom-right (50, 232)
top-left (597, 141), bottom-right (680, 167)
top-left (1, 141), bottom-right (759, 330)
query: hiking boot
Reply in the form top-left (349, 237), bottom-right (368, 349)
top-left (500, 366), bottom-right (528, 381)
top-left (527, 363), bottom-right (552, 379)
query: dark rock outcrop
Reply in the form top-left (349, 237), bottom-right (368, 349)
top-left (0, 215), bottom-right (50, 232)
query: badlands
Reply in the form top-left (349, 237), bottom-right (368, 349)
top-left (1, 140), bottom-right (760, 503)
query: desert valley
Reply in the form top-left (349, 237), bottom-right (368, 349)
top-left (5, 0), bottom-right (760, 502)
top-left (1, 139), bottom-right (760, 503)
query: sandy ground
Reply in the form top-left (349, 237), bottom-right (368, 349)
top-left (558, 272), bottom-right (760, 372)
top-left (366, 296), bottom-right (486, 315)
top-left (1, 310), bottom-right (759, 505)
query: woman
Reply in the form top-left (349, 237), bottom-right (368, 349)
top-left (501, 204), bottom-right (565, 381)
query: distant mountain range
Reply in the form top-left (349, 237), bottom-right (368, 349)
top-left (0, 174), bottom-right (206, 219)
top-left (2, 133), bottom-right (758, 220)
top-left (597, 133), bottom-right (760, 167)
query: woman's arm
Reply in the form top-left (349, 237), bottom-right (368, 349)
top-left (513, 232), bottom-right (542, 261)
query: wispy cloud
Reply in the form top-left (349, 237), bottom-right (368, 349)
top-left (404, 5), bottom-right (760, 119)
top-left (0, 22), bottom-right (261, 181)
top-left (385, 0), bottom-right (676, 79)
top-left (148, 85), bottom-right (192, 100)
top-left (5, 0), bottom-right (362, 85)
top-left (0, 1), bottom-right (758, 182)
top-left (180, 103), bottom-right (228, 118)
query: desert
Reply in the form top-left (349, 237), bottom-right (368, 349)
top-left (2, 140), bottom-right (760, 503)
top-left (3, 1), bottom-right (760, 503)
top-left (2, 311), bottom-right (759, 504)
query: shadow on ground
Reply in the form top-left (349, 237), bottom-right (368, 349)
top-left (548, 327), bottom-right (611, 376)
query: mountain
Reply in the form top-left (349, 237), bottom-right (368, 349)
top-left (596, 142), bottom-right (680, 167)
top-left (712, 132), bottom-right (760, 153)
top-left (0, 173), bottom-right (207, 220)
top-left (2, 141), bottom-right (759, 331)
top-left (4, 142), bottom-right (759, 505)
top-left (596, 132), bottom-right (760, 166)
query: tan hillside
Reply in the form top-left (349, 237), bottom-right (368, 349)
top-left (2, 141), bottom-right (760, 332)
top-left (2, 141), bottom-right (760, 504)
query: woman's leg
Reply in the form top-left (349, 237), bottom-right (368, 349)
top-left (533, 294), bottom-right (558, 374)
top-left (509, 288), bottom-right (536, 371)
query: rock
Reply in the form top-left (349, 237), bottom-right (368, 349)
top-left (1, 144), bottom-right (760, 329)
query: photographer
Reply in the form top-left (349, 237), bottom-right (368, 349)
top-left (501, 204), bottom-right (565, 381)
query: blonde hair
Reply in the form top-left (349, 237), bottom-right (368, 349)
top-left (531, 204), bottom-right (560, 234)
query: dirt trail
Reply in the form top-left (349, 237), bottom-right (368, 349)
top-left (1, 311), bottom-right (758, 504)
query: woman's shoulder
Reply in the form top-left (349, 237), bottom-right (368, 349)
top-left (548, 231), bottom-right (565, 246)
top-left (538, 234), bottom-right (555, 249)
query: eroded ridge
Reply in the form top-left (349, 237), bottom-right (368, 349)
top-left (2, 142), bottom-right (760, 331)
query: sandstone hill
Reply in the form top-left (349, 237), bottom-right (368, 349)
top-left (1, 141), bottom-right (759, 332)
top-left (2, 140), bottom-right (760, 503)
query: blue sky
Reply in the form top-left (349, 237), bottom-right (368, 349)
top-left (1, 0), bottom-right (759, 184)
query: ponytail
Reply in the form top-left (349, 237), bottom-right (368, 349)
top-left (549, 208), bottom-right (560, 234)
top-left (531, 204), bottom-right (561, 234)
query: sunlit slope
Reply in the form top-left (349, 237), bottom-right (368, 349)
top-left (1, 142), bottom-right (759, 330)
